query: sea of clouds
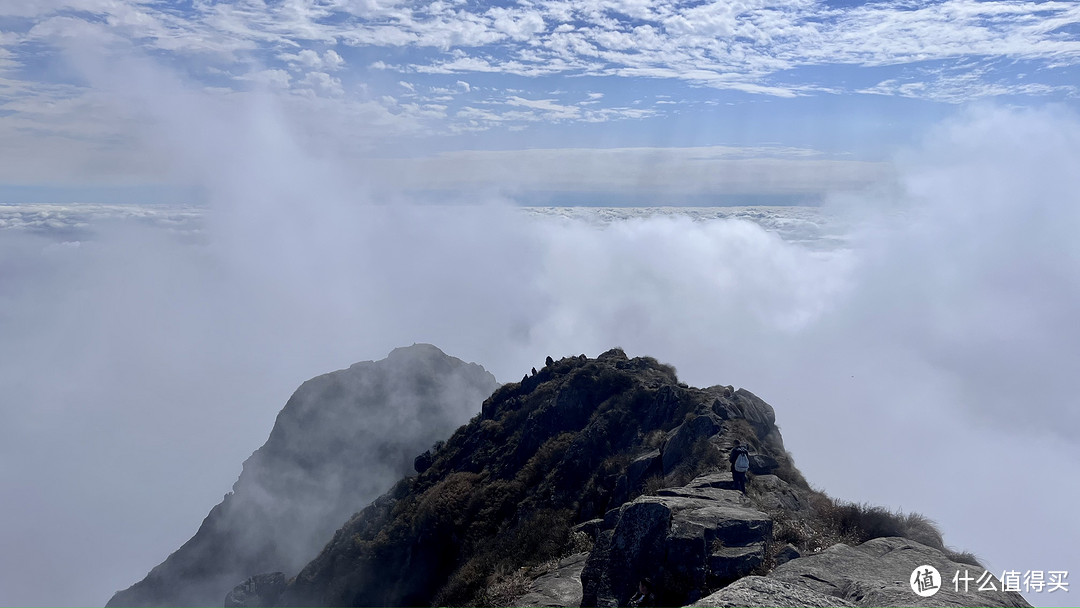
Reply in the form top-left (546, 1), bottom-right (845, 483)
top-left (2, 106), bottom-right (1080, 608)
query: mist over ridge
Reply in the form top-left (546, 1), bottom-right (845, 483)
top-left (105, 343), bottom-right (499, 608)
top-left (2, 101), bottom-right (1080, 607)
top-left (3, 0), bottom-right (1080, 603)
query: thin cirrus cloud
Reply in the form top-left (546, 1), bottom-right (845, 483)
top-left (1, 3), bottom-right (1080, 607)
top-left (2, 1), bottom-right (1078, 129)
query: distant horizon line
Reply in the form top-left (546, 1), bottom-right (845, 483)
top-left (0, 200), bottom-right (822, 209)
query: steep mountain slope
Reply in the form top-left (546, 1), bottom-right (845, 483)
top-left (107, 344), bottom-right (498, 607)
top-left (270, 348), bottom-right (791, 606)
top-left (254, 348), bottom-right (1028, 608)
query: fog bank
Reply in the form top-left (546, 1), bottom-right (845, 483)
top-left (1, 92), bottom-right (1077, 608)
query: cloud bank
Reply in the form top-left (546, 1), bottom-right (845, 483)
top-left (0, 46), bottom-right (1078, 608)
top-left (2, 0), bottom-right (1078, 195)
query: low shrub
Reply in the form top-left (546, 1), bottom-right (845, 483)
top-left (944, 549), bottom-right (983, 567)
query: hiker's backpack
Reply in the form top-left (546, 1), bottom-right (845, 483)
top-left (734, 448), bottom-right (750, 473)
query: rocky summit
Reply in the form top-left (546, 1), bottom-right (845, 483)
top-left (110, 347), bottom-right (1031, 608)
top-left (107, 344), bottom-right (498, 608)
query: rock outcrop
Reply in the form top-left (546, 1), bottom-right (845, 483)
top-left (272, 349), bottom-right (806, 607)
top-left (691, 536), bottom-right (1029, 607)
top-left (115, 345), bottom-right (1029, 608)
top-left (690, 576), bottom-right (857, 607)
top-left (581, 484), bottom-right (771, 606)
top-left (107, 344), bottom-right (498, 607)
top-left (513, 553), bottom-right (589, 608)
top-left (766, 537), bottom-right (1028, 607)
top-left (223, 573), bottom-right (287, 608)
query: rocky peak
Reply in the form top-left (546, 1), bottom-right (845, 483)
top-left (121, 345), bottom-right (1029, 608)
top-left (262, 348), bottom-right (1027, 608)
top-left (272, 350), bottom-right (807, 607)
top-left (106, 344), bottom-right (498, 608)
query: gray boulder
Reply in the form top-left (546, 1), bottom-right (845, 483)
top-left (729, 389), bottom-right (789, 453)
top-left (572, 519), bottom-right (606, 542)
top-left (768, 537), bottom-right (1030, 607)
top-left (645, 384), bottom-right (685, 431)
top-left (774, 543), bottom-right (801, 566)
top-left (690, 575), bottom-right (855, 607)
top-left (684, 472), bottom-right (805, 513)
top-left (611, 449), bottom-right (663, 506)
top-left (662, 414), bottom-right (722, 474)
top-left (743, 474), bottom-right (809, 513)
top-left (748, 453), bottom-right (779, 475)
top-left (730, 389), bottom-right (776, 438)
top-left (626, 449), bottom-right (662, 491)
top-left (656, 485), bottom-right (748, 505)
top-left (581, 486), bottom-right (771, 607)
top-left (686, 472), bottom-right (738, 491)
top-left (514, 553), bottom-right (588, 607)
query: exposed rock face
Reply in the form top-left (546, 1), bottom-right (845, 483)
top-left (274, 349), bottom-right (802, 607)
top-left (122, 345), bottom-right (1029, 608)
top-left (107, 344), bottom-right (498, 608)
top-left (691, 536), bottom-right (1031, 607)
top-left (767, 537), bottom-right (1029, 607)
top-left (661, 414), bottom-right (721, 473)
top-left (224, 573), bottom-right (286, 608)
top-left (513, 553), bottom-right (588, 608)
top-left (691, 576), bottom-right (856, 608)
top-left (581, 485), bottom-right (771, 606)
top-left (774, 544), bottom-right (801, 566)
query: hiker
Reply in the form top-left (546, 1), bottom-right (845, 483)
top-left (627, 577), bottom-right (656, 607)
top-left (729, 440), bottom-right (750, 494)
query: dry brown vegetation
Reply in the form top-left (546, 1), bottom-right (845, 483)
top-left (756, 484), bottom-right (982, 572)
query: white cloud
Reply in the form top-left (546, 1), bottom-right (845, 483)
top-left (414, 54), bottom-right (500, 74)
top-left (0, 43), bottom-right (422, 185)
top-left (0, 0), bottom-right (139, 19)
top-left (505, 95), bottom-right (581, 119)
top-left (279, 48), bottom-right (346, 72)
top-left (2, 104), bottom-right (1079, 608)
top-left (487, 6), bottom-right (546, 41)
top-left (859, 62), bottom-right (1079, 103)
top-left (243, 68), bottom-right (292, 89)
top-left (5, 0), bottom-right (1080, 107)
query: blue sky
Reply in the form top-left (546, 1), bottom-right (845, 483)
top-left (4, 5), bottom-right (1080, 607)
top-left (1, 0), bottom-right (1079, 204)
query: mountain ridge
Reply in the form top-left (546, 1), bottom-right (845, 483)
top-left (272, 347), bottom-right (1027, 608)
top-left (108, 345), bottom-right (1030, 608)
